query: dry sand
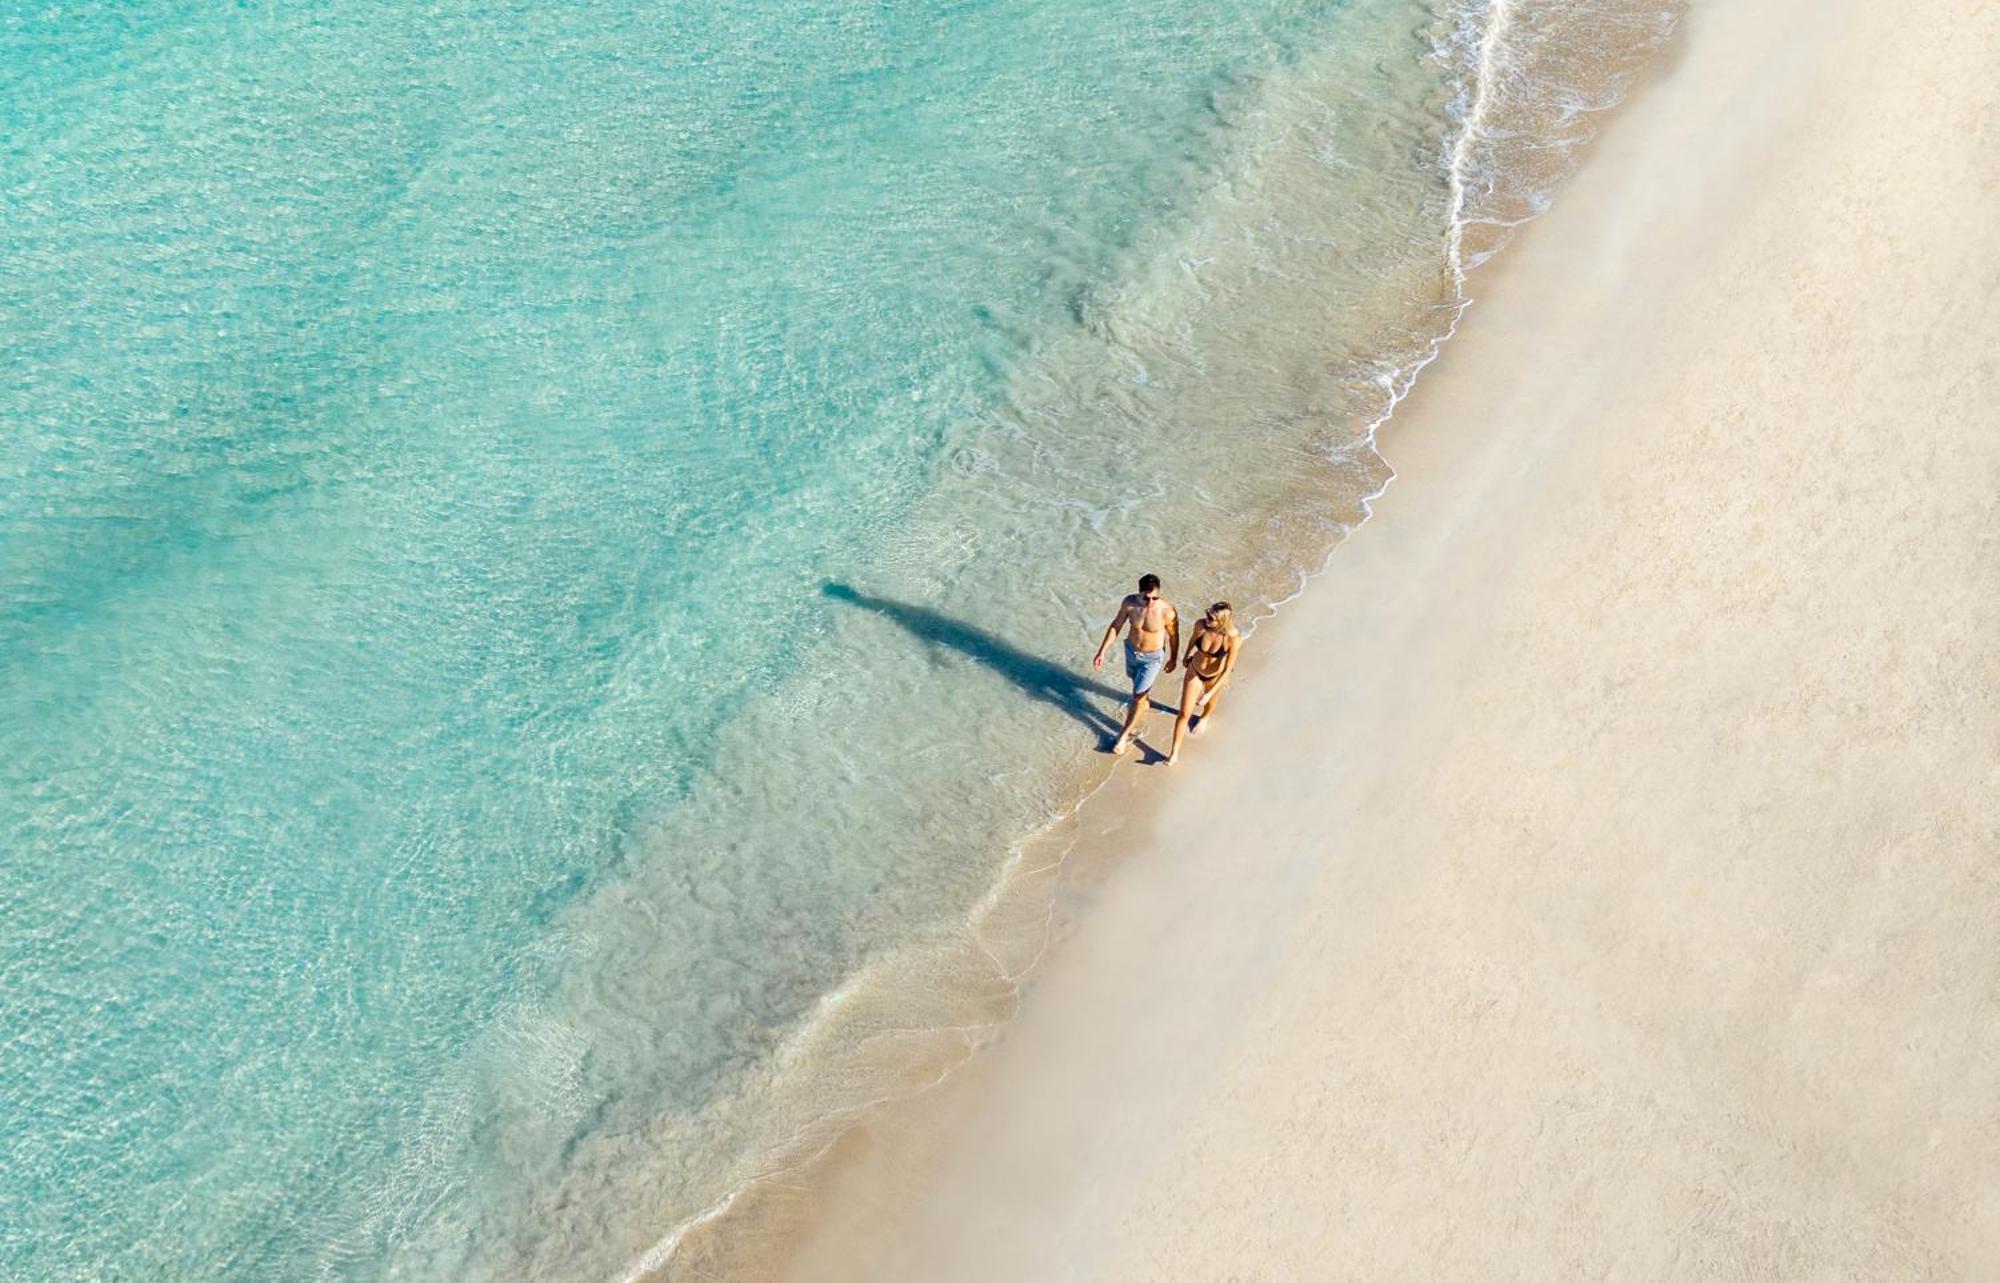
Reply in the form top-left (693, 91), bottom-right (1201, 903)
top-left (771, 0), bottom-right (2000, 1276)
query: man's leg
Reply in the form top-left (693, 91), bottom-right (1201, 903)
top-left (1112, 692), bottom-right (1149, 754)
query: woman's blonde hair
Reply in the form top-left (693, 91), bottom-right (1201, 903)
top-left (1206, 601), bottom-right (1233, 629)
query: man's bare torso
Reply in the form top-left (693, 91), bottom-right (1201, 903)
top-left (1122, 594), bottom-right (1176, 654)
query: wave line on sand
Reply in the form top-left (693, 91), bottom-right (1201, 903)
top-left (611, 3), bottom-right (1677, 1277)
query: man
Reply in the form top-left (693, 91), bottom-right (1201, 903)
top-left (1092, 573), bottom-right (1179, 756)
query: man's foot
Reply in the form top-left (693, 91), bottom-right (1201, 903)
top-left (1109, 733), bottom-right (1132, 756)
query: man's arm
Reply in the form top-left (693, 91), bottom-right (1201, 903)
top-left (1092, 597), bottom-right (1133, 670)
top-left (1164, 605), bottom-right (1181, 672)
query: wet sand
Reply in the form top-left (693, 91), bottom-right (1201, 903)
top-left (766, 0), bottom-right (2000, 1276)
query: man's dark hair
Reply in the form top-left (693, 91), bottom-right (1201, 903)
top-left (1138, 573), bottom-right (1161, 594)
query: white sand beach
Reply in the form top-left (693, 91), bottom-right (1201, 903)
top-left (762, 0), bottom-right (2000, 1276)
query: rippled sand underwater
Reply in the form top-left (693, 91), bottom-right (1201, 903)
top-left (0, 0), bottom-right (1674, 1277)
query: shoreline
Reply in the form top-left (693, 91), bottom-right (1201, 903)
top-left (630, 7), bottom-right (1690, 1281)
top-left (623, 8), bottom-right (1703, 1279)
top-left (752, 0), bottom-right (2000, 1276)
top-left (616, 3), bottom-right (1694, 1277)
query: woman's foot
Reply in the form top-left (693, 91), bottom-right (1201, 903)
top-left (1189, 715), bottom-right (1206, 736)
top-left (1164, 750), bottom-right (1179, 766)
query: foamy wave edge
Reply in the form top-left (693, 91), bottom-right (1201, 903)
top-left (619, 2), bottom-right (1683, 1277)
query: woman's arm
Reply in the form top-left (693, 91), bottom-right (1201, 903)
top-left (1181, 620), bottom-right (1205, 667)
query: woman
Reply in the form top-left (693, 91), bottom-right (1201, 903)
top-left (1166, 601), bottom-right (1240, 766)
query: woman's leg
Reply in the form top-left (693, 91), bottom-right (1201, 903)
top-left (1168, 673), bottom-right (1206, 764)
top-left (1193, 676), bottom-right (1227, 731)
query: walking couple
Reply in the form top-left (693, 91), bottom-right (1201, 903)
top-left (1090, 573), bottom-right (1241, 765)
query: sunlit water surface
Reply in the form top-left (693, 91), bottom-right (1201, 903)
top-left (0, 0), bottom-right (1674, 1276)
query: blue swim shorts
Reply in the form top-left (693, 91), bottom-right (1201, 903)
top-left (1124, 641), bottom-right (1167, 697)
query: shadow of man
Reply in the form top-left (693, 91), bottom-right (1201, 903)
top-left (822, 582), bottom-right (1144, 741)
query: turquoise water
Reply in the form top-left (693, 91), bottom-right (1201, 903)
top-left (1, 1), bottom-right (1672, 1278)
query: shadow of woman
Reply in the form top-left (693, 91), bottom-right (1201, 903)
top-left (821, 582), bottom-right (1152, 742)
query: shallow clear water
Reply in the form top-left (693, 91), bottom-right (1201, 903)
top-left (1, 0), bottom-right (1673, 1277)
